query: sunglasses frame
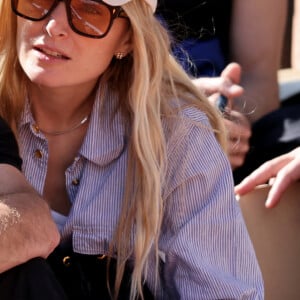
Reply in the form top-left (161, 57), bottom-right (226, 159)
top-left (11, 0), bottom-right (128, 38)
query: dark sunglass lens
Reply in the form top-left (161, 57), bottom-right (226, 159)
top-left (69, 0), bottom-right (112, 37)
top-left (13, 0), bottom-right (55, 19)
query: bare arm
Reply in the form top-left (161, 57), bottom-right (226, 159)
top-left (0, 164), bottom-right (60, 273)
top-left (230, 0), bottom-right (288, 123)
top-left (291, 0), bottom-right (300, 70)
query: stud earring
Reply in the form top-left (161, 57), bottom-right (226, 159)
top-left (115, 52), bottom-right (125, 60)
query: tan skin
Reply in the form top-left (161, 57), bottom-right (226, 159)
top-left (292, 0), bottom-right (300, 70)
top-left (17, 3), bottom-right (132, 215)
top-left (230, 0), bottom-right (287, 123)
top-left (29, 84), bottom-right (96, 215)
top-left (194, 62), bottom-right (251, 170)
top-left (195, 0), bottom-right (287, 169)
top-left (235, 147), bottom-right (300, 208)
top-left (43, 129), bottom-right (87, 214)
top-left (0, 164), bottom-right (60, 272)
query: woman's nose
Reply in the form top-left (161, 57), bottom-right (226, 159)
top-left (44, 2), bottom-right (69, 38)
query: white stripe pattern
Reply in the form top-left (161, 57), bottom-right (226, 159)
top-left (18, 83), bottom-right (263, 299)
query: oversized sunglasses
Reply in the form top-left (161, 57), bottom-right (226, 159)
top-left (11, 0), bottom-right (128, 38)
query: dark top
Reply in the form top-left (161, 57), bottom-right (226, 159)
top-left (0, 117), bottom-right (22, 170)
top-left (156, 0), bottom-right (232, 76)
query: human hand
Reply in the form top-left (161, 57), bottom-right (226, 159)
top-left (193, 62), bottom-right (252, 169)
top-left (235, 147), bottom-right (300, 208)
top-left (224, 110), bottom-right (251, 170)
top-left (193, 62), bottom-right (244, 101)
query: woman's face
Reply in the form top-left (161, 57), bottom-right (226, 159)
top-left (16, 2), bottom-right (131, 89)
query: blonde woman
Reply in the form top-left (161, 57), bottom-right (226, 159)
top-left (0, 0), bottom-right (263, 298)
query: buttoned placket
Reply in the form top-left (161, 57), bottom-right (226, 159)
top-left (65, 155), bottom-right (85, 204)
top-left (20, 124), bottom-right (49, 195)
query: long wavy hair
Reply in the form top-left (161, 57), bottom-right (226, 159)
top-left (0, 0), bottom-right (27, 132)
top-left (0, 0), bottom-right (226, 299)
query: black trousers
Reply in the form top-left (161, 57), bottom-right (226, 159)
top-left (0, 257), bottom-right (67, 300)
top-left (0, 243), bottom-right (154, 300)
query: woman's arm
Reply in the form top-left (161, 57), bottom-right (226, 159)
top-left (160, 112), bottom-right (263, 298)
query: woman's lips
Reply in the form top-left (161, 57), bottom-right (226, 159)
top-left (34, 46), bottom-right (70, 60)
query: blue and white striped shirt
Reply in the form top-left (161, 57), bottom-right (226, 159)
top-left (19, 83), bottom-right (263, 299)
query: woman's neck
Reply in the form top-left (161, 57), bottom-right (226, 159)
top-left (28, 83), bottom-right (97, 132)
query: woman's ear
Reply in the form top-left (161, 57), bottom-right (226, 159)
top-left (115, 27), bottom-right (133, 59)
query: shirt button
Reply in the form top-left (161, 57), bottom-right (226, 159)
top-left (34, 149), bottom-right (43, 159)
top-left (72, 179), bottom-right (80, 186)
top-left (32, 124), bottom-right (40, 134)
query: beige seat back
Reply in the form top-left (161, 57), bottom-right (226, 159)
top-left (238, 183), bottom-right (300, 300)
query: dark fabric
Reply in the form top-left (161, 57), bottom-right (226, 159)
top-left (0, 257), bottom-right (68, 300)
top-left (171, 37), bottom-right (226, 77)
top-left (156, 0), bottom-right (232, 76)
top-left (47, 242), bottom-right (154, 300)
top-left (157, 0), bottom-right (232, 44)
top-left (0, 116), bottom-right (22, 170)
top-left (233, 94), bottom-right (300, 184)
top-left (0, 242), bottom-right (154, 300)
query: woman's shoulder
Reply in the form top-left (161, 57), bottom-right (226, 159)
top-left (181, 105), bottom-right (210, 123)
top-left (161, 104), bottom-right (231, 201)
top-left (163, 104), bottom-right (211, 133)
top-left (162, 104), bottom-right (219, 162)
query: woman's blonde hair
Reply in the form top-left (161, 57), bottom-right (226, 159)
top-left (0, 0), bottom-right (27, 133)
top-left (108, 1), bottom-right (226, 299)
top-left (0, 0), bottom-right (226, 299)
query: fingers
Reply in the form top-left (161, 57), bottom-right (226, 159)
top-left (234, 154), bottom-right (293, 197)
top-left (220, 62), bottom-right (242, 85)
top-left (193, 62), bottom-right (244, 99)
top-left (219, 62), bottom-right (243, 107)
top-left (224, 111), bottom-right (251, 169)
top-left (265, 156), bottom-right (300, 208)
top-left (227, 135), bottom-right (250, 170)
top-left (194, 77), bottom-right (244, 99)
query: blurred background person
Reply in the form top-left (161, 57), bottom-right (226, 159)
top-left (157, 0), bottom-right (289, 183)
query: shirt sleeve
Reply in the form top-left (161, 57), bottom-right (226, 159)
top-left (158, 110), bottom-right (264, 299)
top-left (0, 117), bottom-right (22, 170)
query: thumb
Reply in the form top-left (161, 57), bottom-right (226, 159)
top-left (221, 62), bottom-right (242, 85)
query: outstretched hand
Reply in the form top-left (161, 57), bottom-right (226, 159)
top-left (193, 62), bottom-right (251, 169)
top-left (235, 147), bottom-right (300, 208)
top-left (193, 62), bottom-right (244, 101)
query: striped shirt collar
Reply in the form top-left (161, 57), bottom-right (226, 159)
top-left (19, 81), bottom-right (127, 167)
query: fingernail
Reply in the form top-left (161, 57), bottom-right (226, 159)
top-left (265, 197), bottom-right (272, 208)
